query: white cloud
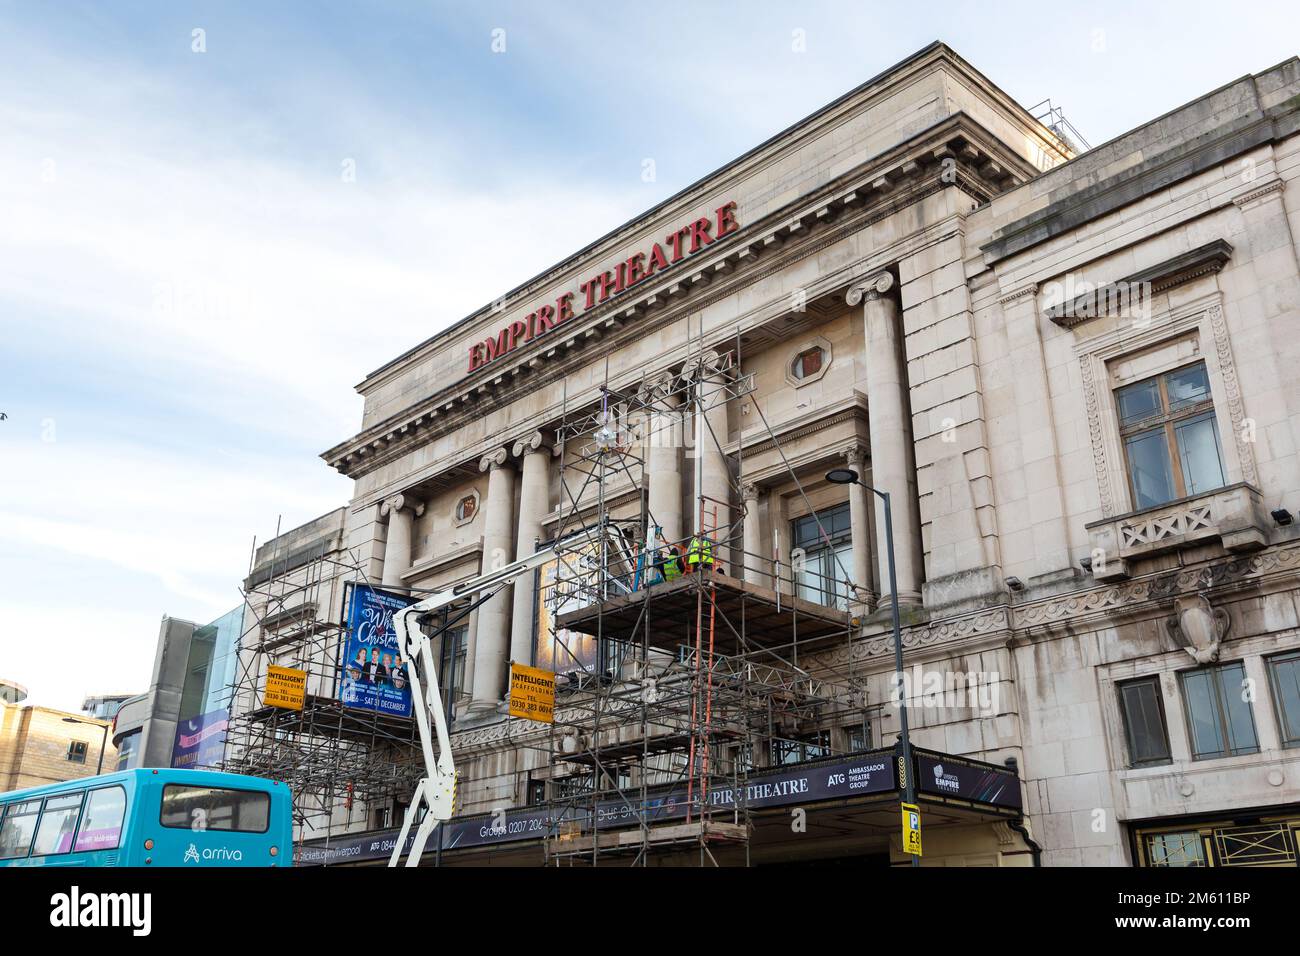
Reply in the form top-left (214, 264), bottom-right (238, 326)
top-left (0, 47), bottom-right (648, 712)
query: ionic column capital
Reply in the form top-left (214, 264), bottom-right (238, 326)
top-left (636, 371), bottom-right (680, 406)
top-left (511, 430), bottom-right (553, 458)
top-left (479, 448), bottom-right (511, 472)
top-left (679, 349), bottom-right (729, 383)
top-left (381, 493), bottom-right (425, 519)
top-left (845, 271), bottom-right (895, 306)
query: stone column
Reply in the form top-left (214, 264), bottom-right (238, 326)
top-left (510, 431), bottom-right (551, 668)
top-left (468, 448), bottom-right (517, 713)
top-left (848, 272), bottom-right (922, 606)
top-left (685, 350), bottom-right (732, 567)
top-left (740, 483), bottom-right (767, 586)
top-left (772, 493), bottom-right (793, 595)
top-left (841, 443), bottom-right (875, 612)
top-left (380, 493), bottom-right (424, 589)
top-left (639, 372), bottom-right (684, 547)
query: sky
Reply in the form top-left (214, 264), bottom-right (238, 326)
top-left (3, 1), bottom-right (1298, 713)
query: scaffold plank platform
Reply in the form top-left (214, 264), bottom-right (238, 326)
top-left (555, 573), bottom-right (852, 652)
top-left (546, 819), bottom-right (750, 856)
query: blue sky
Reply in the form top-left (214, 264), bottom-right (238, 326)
top-left (3, 1), bottom-right (1298, 712)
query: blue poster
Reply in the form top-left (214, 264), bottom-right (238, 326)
top-left (339, 584), bottom-right (415, 718)
top-left (171, 708), bottom-right (229, 769)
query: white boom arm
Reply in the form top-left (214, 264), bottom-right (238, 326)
top-left (386, 542), bottom-right (565, 867)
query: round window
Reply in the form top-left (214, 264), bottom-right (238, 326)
top-left (455, 495), bottom-right (477, 522)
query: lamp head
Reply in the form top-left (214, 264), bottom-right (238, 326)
top-left (825, 468), bottom-right (859, 485)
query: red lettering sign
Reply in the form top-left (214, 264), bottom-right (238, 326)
top-left (466, 200), bottom-right (739, 373)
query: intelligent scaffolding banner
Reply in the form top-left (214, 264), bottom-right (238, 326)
top-left (339, 583), bottom-right (415, 718)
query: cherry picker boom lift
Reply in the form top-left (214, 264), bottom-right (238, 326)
top-left (386, 526), bottom-right (633, 867)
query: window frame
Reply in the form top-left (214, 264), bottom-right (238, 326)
top-left (73, 785), bottom-right (128, 853)
top-left (790, 503), bottom-right (853, 610)
top-left (30, 791), bottom-right (86, 858)
top-left (0, 799), bottom-right (42, 860)
top-left (1178, 661), bottom-right (1260, 761)
top-left (159, 784), bottom-right (271, 834)
top-left (1115, 360), bottom-right (1224, 509)
top-left (1266, 649), bottom-right (1300, 749)
top-left (1116, 676), bottom-right (1173, 768)
top-left (67, 740), bottom-right (88, 764)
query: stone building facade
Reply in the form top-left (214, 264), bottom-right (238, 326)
top-left (0, 695), bottom-right (117, 792)
top-left (304, 43), bottom-right (1300, 866)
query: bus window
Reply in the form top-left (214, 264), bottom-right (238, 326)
top-left (160, 785), bottom-right (270, 833)
top-left (32, 793), bottom-right (84, 856)
top-left (74, 787), bottom-right (127, 852)
top-left (0, 800), bottom-right (41, 859)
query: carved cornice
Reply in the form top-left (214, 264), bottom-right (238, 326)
top-left (1231, 179), bottom-right (1284, 208)
top-left (323, 115), bottom-right (1037, 481)
top-left (728, 396), bottom-right (867, 462)
top-left (821, 540), bottom-right (1300, 667)
top-left (997, 283), bottom-right (1038, 306)
top-left (1046, 240), bottom-right (1233, 329)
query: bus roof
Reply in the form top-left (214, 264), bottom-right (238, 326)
top-left (0, 768), bottom-right (286, 803)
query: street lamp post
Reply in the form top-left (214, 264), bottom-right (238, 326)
top-left (62, 716), bottom-right (110, 775)
top-left (826, 466), bottom-right (919, 867)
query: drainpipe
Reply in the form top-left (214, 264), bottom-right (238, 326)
top-left (1008, 817), bottom-right (1042, 867)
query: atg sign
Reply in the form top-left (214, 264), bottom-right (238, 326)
top-left (339, 584), bottom-right (416, 718)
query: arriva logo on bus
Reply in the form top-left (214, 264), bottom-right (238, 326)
top-left (466, 201), bottom-right (739, 374)
top-left (183, 842), bottom-right (244, 863)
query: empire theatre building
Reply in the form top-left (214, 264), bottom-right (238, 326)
top-left (292, 44), bottom-right (1300, 867)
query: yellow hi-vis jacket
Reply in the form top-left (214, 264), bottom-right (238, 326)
top-left (661, 549), bottom-right (683, 580)
top-left (686, 535), bottom-right (714, 568)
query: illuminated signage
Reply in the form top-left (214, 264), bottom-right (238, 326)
top-left (467, 200), bottom-right (739, 373)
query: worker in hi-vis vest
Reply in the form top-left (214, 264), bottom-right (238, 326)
top-left (686, 534), bottom-right (714, 572)
top-left (660, 544), bottom-right (684, 582)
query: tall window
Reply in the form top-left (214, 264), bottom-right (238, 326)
top-left (791, 504), bottom-right (852, 609)
top-left (1117, 677), bottom-right (1172, 766)
top-left (1267, 650), bottom-right (1300, 748)
top-left (1179, 662), bottom-right (1259, 760)
top-left (1115, 361), bottom-right (1226, 510)
top-left (436, 623), bottom-right (469, 721)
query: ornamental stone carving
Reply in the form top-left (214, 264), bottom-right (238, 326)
top-left (845, 271), bottom-right (895, 306)
top-left (380, 493), bottom-right (425, 518)
top-left (511, 430), bottom-right (551, 458)
top-left (1166, 593), bottom-right (1230, 664)
top-left (479, 447), bottom-right (510, 472)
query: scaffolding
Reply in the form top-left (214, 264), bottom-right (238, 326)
top-left (221, 524), bottom-right (425, 843)
top-left (531, 334), bottom-right (875, 866)
top-left (223, 325), bottom-right (882, 865)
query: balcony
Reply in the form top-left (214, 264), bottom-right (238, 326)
top-left (1086, 483), bottom-right (1269, 581)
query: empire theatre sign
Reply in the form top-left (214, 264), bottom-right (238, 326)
top-left (466, 200), bottom-right (739, 374)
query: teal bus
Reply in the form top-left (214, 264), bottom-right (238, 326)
top-left (0, 768), bottom-right (292, 867)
